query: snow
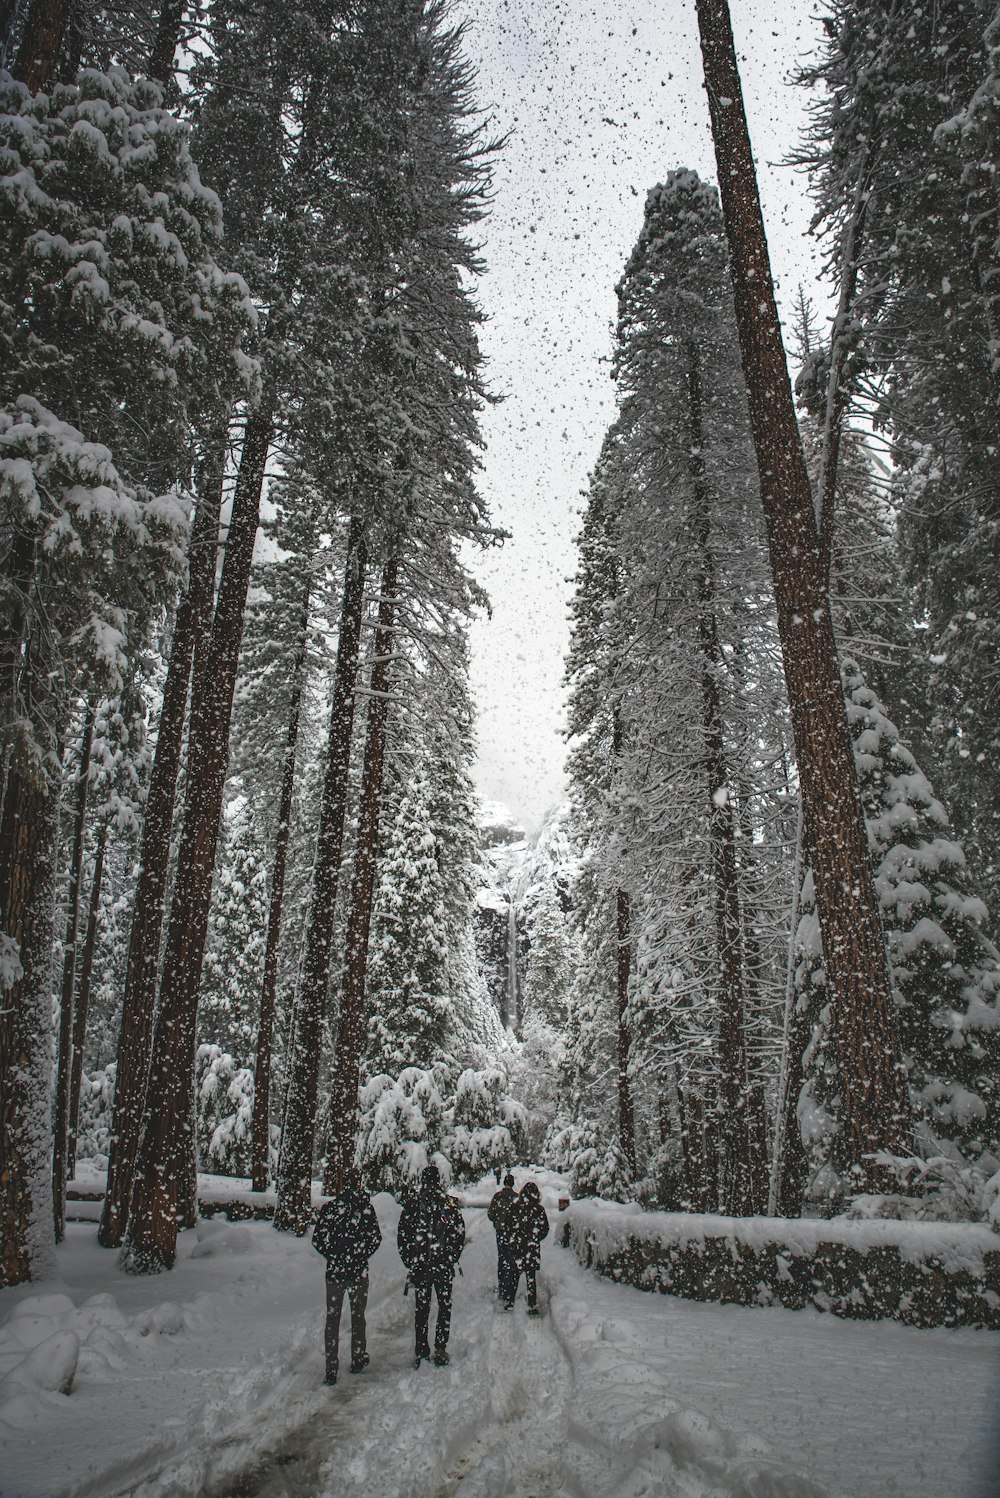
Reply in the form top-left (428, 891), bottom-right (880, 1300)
top-left (565, 1197), bottom-right (1000, 1274)
top-left (2, 1173), bottom-right (998, 1498)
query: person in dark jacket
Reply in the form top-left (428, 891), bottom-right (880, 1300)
top-left (487, 1172), bottom-right (517, 1306)
top-left (397, 1164), bottom-right (466, 1367)
top-left (506, 1180), bottom-right (549, 1315)
top-left (312, 1172), bottom-right (382, 1385)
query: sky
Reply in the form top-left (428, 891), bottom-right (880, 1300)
top-left (456, 0), bottom-right (827, 836)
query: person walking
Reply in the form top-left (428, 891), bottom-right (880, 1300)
top-left (507, 1180), bottom-right (549, 1315)
top-left (397, 1164), bottom-right (466, 1367)
top-left (312, 1171), bottom-right (382, 1386)
top-left (487, 1171), bottom-right (517, 1306)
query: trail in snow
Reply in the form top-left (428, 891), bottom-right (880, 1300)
top-left (2, 1176), bottom-right (998, 1498)
top-left (178, 1201), bottom-right (824, 1498)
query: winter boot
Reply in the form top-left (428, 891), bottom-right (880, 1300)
top-left (323, 1370), bottom-right (338, 1386)
top-left (350, 1352), bottom-right (370, 1373)
top-left (433, 1346), bottom-right (450, 1367)
top-left (415, 1344), bottom-right (431, 1369)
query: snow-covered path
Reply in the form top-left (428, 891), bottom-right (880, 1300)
top-left (2, 1177), bottom-right (998, 1498)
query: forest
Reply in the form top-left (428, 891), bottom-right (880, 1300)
top-left (2, 0), bottom-right (1000, 1313)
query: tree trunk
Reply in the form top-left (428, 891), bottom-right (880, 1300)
top-left (273, 522), bottom-right (368, 1231)
top-left (773, 990), bottom-right (812, 1216)
top-left (52, 700), bottom-right (94, 1242)
top-left (694, 0), bottom-right (910, 1189)
top-left (322, 554), bottom-right (399, 1195)
top-left (0, 522), bottom-right (38, 735)
top-left (0, 769), bottom-right (58, 1286)
top-left (1, 0), bottom-right (19, 66)
top-left (679, 1069), bottom-right (717, 1213)
top-left (99, 433), bottom-right (225, 1248)
top-left (148, 0), bottom-right (184, 84)
top-left (816, 148), bottom-right (871, 586)
top-left (250, 579), bottom-right (312, 1195)
top-left (11, 0), bottom-right (68, 91)
top-left (68, 820), bottom-right (106, 1172)
top-left (685, 337), bottom-right (758, 1214)
top-left (615, 888), bottom-right (637, 1178)
top-left (121, 402), bottom-right (273, 1272)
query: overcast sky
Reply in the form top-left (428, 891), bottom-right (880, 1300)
top-left (456, 0), bottom-right (826, 835)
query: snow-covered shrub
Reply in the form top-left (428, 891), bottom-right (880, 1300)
top-left (504, 1015), bottom-right (566, 1163)
top-left (449, 1067), bottom-right (526, 1184)
top-left (354, 1061), bottom-right (526, 1195)
top-left (196, 1045), bottom-right (254, 1176)
top-left (845, 1153), bottom-right (1000, 1229)
top-left (75, 1062), bottom-right (116, 1168)
top-left (553, 1118), bottom-right (634, 1202)
top-left (355, 1066), bottom-right (449, 1195)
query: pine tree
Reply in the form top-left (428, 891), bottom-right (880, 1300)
top-left (565, 171), bottom-right (781, 1211)
top-left (522, 881), bottom-right (574, 1035)
top-left (796, 0), bottom-right (1000, 940)
top-left (695, 0), bottom-right (910, 1188)
top-left (365, 756), bottom-right (453, 1077)
top-left (199, 789), bottom-right (269, 1069)
top-left (795, 658), bottom-right (1000, 1208)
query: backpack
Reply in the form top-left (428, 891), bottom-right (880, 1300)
top-left (398, 1191), bottom-right (466, 1277)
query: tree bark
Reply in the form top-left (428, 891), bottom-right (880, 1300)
top-left (250, 578), bottom-right (312, 1195)
top-left (321, 555), bottom-right (399, 1195)
top-left (0, 769), bottom-right (58, 1286)
top-left (694, 0), bottom-right (910, 1189)
top-left (148, 0), bottom-right (184, 84)
top-left (272, 522), bottom-right (369, 1231)
top-left (99, 432), bottom-right (225, 1248)
top-left (678, 1068), bottom-right (717, 1213)
top-left (121, 402), bottom-right (273, 1272)
top-left (68, 820), bottom-right (106, 1172)
top-left (615, 889), bottom-right (636, 1178)
top-left (685, 337), bottom-right (757, 1214)
top-left (815, 149), bottom-right (871, 586)
top-left (52, 699), bottom-right (94, 1242)
top-left (11, 0), bottom-right (68, 91)
top-left (0, 0), bottom-right (19, 66)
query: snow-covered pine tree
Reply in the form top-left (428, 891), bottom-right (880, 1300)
top-left (794, 657), bottom-right (1000, 1211)
top-left (565, 170), bottom-right (781, 1212)
top-left (365, 753), bottom-right (453, 1077)
top-left (521, 880), bottom-right (575, 1035)
top-left (0, 60), bottom-right (254, 1270)
top-left (198, 788), bottom-right (269, 1070)
top-left (796, 0), bottom-right (1000, 942)
top-left (310, 4), bottom-right (501, 1203)
top-left (125, 0), bottom-right (431, 1265)
top-left (695, 0), bottom-right (911, 1190)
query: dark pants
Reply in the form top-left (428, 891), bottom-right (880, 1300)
top-left (325, 1272), bottom-right (368, 1378)
top-left (413, 1272), bottom-right (453, 1354)
top-left (496, 1233), bottom-right (514, 1303)
top-left (508, 1265), bottom-right (537, 1310)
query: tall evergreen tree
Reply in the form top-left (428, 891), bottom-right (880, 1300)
top-left (796, 0), bottom-right (1000, 940)
top-left (695, 0), bottom-right (911, 1189)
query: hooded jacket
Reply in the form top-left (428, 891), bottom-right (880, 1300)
top-left (312, 1186), bottom-right (382, 1282)
top-left (397, 1174), bottom-right (465, 1280)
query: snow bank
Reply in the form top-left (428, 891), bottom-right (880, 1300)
top-left (0, 1282), bottom-right (206, 1437)
top-left (562, 1198), bottom-right (1000, 1328)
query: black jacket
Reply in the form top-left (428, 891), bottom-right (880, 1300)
top-left (312, 1188), bottom-right (382, 1282)
top-left (397, 1186), bottom-right (465, 1280)
top-left (487, 1185), bottom-right (517, 1237)
top-left (509, 1192), bottom-right (549, 1271)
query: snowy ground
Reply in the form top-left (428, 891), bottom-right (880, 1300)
top-left (1, 1172), bottom-right (998, 1498)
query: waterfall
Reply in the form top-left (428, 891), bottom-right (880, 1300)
top-left (507, 900), bottom-right (518, 1034)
